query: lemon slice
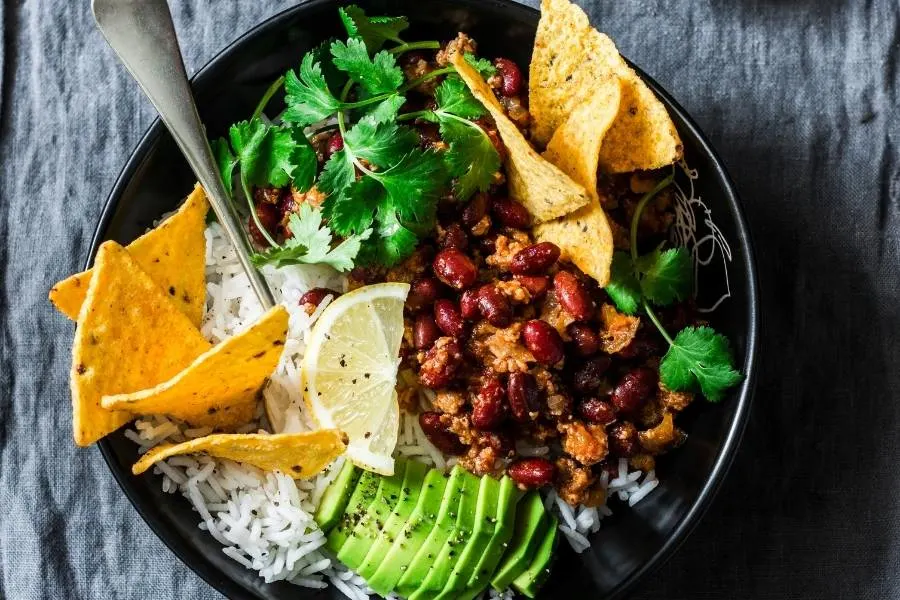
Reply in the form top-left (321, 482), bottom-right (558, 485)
top-left (302, 283), bottom-right (409, 475)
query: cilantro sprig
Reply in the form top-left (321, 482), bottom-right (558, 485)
top-left (605, 174), bottom-right (743, 401)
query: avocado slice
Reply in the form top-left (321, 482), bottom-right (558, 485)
top-left (394, 466), bottom-right (469, 598)
top-left (326, 469), bottom-right (380, 553)
top-left (314, 460), bottom-right (360, 533)
top-left (511, 518), bottom-right (559, 598)
top-left (337, 458), bottom-right (407, 571)
top-left (490, 492), bottom-right (550, 591)
top-left (459, 476), bottom-right (522, 599)
top-left (410, 470), bottom-right (481, 599)
top-left (435, 474), bottom-right (501, 599)
top-left (356, 460), bottom-right (428, 580)
top-left (366, 468), bottom-right (449, 596)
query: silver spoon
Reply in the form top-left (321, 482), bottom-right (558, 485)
top-left (92, 0), bottom-right (275, 309)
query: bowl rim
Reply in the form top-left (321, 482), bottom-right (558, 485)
top-left (90, 1), bottom-right (760, 598)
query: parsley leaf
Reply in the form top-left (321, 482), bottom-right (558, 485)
top-left (436, 114), bottom-right (499, 201)
top-left (339, 5), bottom-right (408, 53)
top-left (659, 326), bottom-right (743, 402)
top-left (464, 53), bottom-right (497, 78)
top-left (251, 204), bottom-right (370, 272)
top-left (331, 39), bottom-right (404, 96)
top-left (435, 76), bottom-right (487, 119)
top-left (283, 54), bottom-right (343, 125)
top-left (637, 247), bottom-right (693, 306)
top-left (605, 252), bottom-right (642, 314)
top-left (211, 137), bottom-right (237, 192)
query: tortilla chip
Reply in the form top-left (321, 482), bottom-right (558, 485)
top-left (535, 79), bottom-right (621, 286)
top-left (102, 305), bottom-right (289, 429)
top-left (71, 241), bottom-right (211, 446)
top-left (50, 184), bottom-right (208, 326)
top-left (132, 430), bottom-right (348, 479)
top-left (530, 0), bottom-right (682, 172)
top-left (449, 52), bottom-right (590, 223)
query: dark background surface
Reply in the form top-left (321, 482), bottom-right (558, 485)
top-left (0, 1), bottom-right (897, 599)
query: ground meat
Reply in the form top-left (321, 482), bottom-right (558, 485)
top-left (598, 303), bottom-right (640, 354)
top-left (636, 394), bottom-right (665, 429)
top-left (525, 419), bottom-right (560, 444)
top-left (659, 383), bottom-right (694, 412)
top-left (461, 441), bottom-right (500, 476)
top-left (559, 421), bottom-right (608, 466)
top-left (486, 231), bottom-right (530, 271)
top-left (397, 386), bottom-right (419, 413)
top-left (470, 215), bottom-right (492, 237)
top-left (532, 367), bottom-right (570, 419)
top-left (470, 321), bottom-right (534, 373)
top-left (443, 413), bottom-right (477, 446)
top-left (495, 279), bottom-right (531, 304)
top-left (500, 95), bottom-right (530, 130)
top-left (436, 32), bottom-right (477, 66)
top-left (629, 453), bottom-right (656, 472)
top-left (539, 293), bottom-right (575, 338)
top-left (555, 457), bottom-right (595, 506)
top-left (292, 185), bottom-right (326, 209)
top-left (386, 248), bottom-right (430, 284)
top-left (432, 389), bottom-right (467, 415)
top-left (402, 53), bottom-right (439, 95)
top-left (418, 336), bottom-right (463, 388)
top-left (638, 411), bottom-right (676, 454)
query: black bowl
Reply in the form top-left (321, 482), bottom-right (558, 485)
top-left (91, 0), bottom-right (759, 598)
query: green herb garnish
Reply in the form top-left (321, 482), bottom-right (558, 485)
top-left (605, 173), bottom-right (742, 401)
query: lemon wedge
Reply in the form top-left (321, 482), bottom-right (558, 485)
top-left (302, 283), bottom-right (409, 475)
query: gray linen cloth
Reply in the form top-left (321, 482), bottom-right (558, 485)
top-left (1, 1), bottom-right (898, 599)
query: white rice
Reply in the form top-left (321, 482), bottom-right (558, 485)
top-left (126, 222), bottom-right (662, 597)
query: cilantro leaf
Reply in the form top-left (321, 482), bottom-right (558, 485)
top-left (659, 326), bottom-right (743, 402)
top-left (309, 38), bottom-right (348, 95)
top-left (317, 149), bottom-right (356, 197)
top-left (283, 53), bottom-right (342, 125)
top-left (436, 114), bottom-right (499, 201)
top-left (435, 76), bottom-right (487, 119)
top-left (358, 94), bottom-right (406, 125)
top-left (228, 120), bottom-right (269, 184)
top-left (227, 120), bottom-right (316, 190)
top-left (344, 120), bottom-right (418, 168)
top-left (331, 39), bottom-right (404, 96)
top-left (251, 204), bottom-right (370, 272)
top-left (637, 247), bottom-right (693, 306)
top-left (370, 149), bottom-right (447, 226)
top-left (605, 252), bottom-right (642, 314)
top-left (359, 208), bottom-right (418, 267)
top-left (464, 53), bottom-right (497, 78)
top-left (324, 177), bottom-right (383, 236)
top-left (339, 5), bottom-right (408, 53)
top-left (211, 137), bottom-right (237, 192)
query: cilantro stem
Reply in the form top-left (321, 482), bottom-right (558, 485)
top-left (388, 40), bottom-right (440, 54)
top-left (252, 75), bottom-right (286, 121)
top-left (642, 299), bottom-right (675, 346)
top-left (241, 173), bottom-right (279, 248)
top-left (629, 172), bottom-right (675, 263)
top-left (339, 66), bottom-right (457, 110)
top-left (396, 110), bottom-right (432, 122)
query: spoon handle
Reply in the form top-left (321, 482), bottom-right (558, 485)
top-left (92, 0), bottom-right (275, 310)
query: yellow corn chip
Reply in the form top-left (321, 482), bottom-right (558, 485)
top-left (71, 241), bottom-right (211, 446)
top-left (50, 184), bottom-right (208, 326)
top-left (449, 52), bottom-right (590, 223)
top-left (530, 0), bottom-right (682, 172)
top-left (535, 78), bottom-right (622, 286)
top-left (102, 305), bottom-right (289, 429)
top-left (132, 430), bottom-right (348, 479)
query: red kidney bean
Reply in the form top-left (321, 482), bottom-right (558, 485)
top-left (434, 299), bottom-right (465, 337)
top-left (493, 58), bottom-right (523, 97)
top-left (471, 377), bottom-right (507, 430)
top-left (491, 198), bottom-right (531, 229)
top-left (514, 274), bottom-right (550, 299)
top-left (298, 288), bottom-right (337, 308)
top-left (325, 131), bottom-right (344, 160)
top-left (553, 271), bottom-right (594, 321)
top-left (579, 398), bottom-right (617, 424)
top-left (507, 372), bottom-right (541, 422)
top-left (461, 193), bottom-right (490, 228)
top-left (477, 235), bottom-right (497, 256)
top-left (522, 320), bottom-right (564, 364)
top-left (611, 367), bottom-right (658, 413)
top-left (609, 422), bottom-right (639, 458)
top-left (248, 202), bottom-right (280, 247)
top-left (407, 277), bottom-right (442, 312)
top-left (572, 356), bottom-right (612, 394)
top-left (459, 289), bottom-right (481, 320)
top-left (419, 338), bottom-right (463, 388)
top-left (507, 457), bottom-right (556, 488)
top-left (618, 330), bottom-right (665, 359)
top-left (441, 222), bottom-right (469, 251)
top-left (567, 322), bottom-right (599, 357)
top-left (419, 412), bottom-right (465, 455)
top-left (413, 314), bottom-right (441, 350)
top-left (509, 242), bottom-right (561, 275)
top-left (433, 248), bottom-right (478, 290)
top-left (476, 285), bottom-right (512, 327)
